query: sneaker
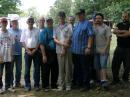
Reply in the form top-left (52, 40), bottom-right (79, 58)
top-left (0, 89), bottom-right (5, 94)
top-left (44, 87), bottom-right (49, 92)
top-left (7, 87), bottom-right (15, 93)
top-left (35, 87), bottom-right (40, 91)
top-left (15, 83), bottom-right (23, 88)
top-left (25, 87), bottom-right (31, 92)
top-left (101, 81), bottom-right (109, 90)
top-left (66, 86), bottom-right (71, 91)
top-left (56, 87), bottom-right (63, 91)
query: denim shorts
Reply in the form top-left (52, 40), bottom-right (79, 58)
top-left (94, 53), bottom-right (109, 69)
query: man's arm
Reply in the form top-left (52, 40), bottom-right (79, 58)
top-left (116, 28), bottom-right (130, 37)
top-left (104, 36), bottom-right (111, 51)
top-left (54, 37), bottom-right (63, 46)
top-left (85, 36), bottom-right (93, 55)
top-left (40, 44), bottom-right (47, 63)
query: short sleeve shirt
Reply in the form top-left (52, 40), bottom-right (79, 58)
top-left (39, 27), bottom-right (56, 50)
top-left (93, 24), bottom-right (111, 53)
top-left (20, 28), bottom-right (40, 48)
top-left (116, 21), bottom-right (130, 48)
top-left (0, 30), bottom-right (15, 62)
top-left (71, 20), bottom-right (93, 55)
top-left (53, 24), bottom-right (72, 54)
top-left (8, 28), bottom-right (22, 55)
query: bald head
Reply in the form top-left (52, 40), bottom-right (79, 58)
top-left (39, 16), bottom-right (45, 29)
top-left (122, 11), bottom-right (129, 22)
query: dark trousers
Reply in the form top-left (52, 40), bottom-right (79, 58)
top-left (24, 51), bottom-right (40, 88)
top-left (112, 47), bottom-right (130, 82)
top-left (0, 62), bottom-right (12, 89)
top-left (11, 55), bottom-right (22, 86)
top-left (72, 54), bottom-right (91, 88)
top-left (42, 49), bottom-right (58, 88)
top-left (89, 55), bottom-right (97, 81)
top-left (39, 52), bottom-right (44, 87)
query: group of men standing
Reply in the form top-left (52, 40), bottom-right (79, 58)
top-left (0, 8), bottom-right (130, 94)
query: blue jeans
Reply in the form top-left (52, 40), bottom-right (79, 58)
top-left (24, 51), bottom-right (40, 88)
top-left (0, 62), bottom-right (12, 89)
top-left (11, 55), bottom-right (22, 86)
top-left (94, 53), bottom-right (109, 70)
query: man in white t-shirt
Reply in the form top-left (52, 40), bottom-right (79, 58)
top-left (0, 18), bottom-right (15, 94)
top-left (20, 17), bottom-right (40, 91)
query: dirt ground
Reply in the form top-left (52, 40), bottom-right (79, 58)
top-left (1, 79), bottom-right (130, 97)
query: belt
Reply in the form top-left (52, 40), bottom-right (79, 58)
top-left (28, 48), bottom-right (36, 51)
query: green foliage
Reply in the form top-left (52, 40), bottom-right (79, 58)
top-left (102, 1), bottom-right (130, 22)
top-left (0, 0), bottom-right (21, 17)
top-left (49, 0), bottom-right (130, 24)
top-left (48, 0), bottom-right (72, 25)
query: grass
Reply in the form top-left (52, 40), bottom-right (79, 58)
top-left (1, 34), bottom-right (130, 97)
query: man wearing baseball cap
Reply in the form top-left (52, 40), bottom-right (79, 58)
top-left (0, 17), bottom-right (15, 93)
top-left (54, 11), bottom-right (73, 91)
top-left (8, 18), bottom-right (23, 88)
top-left (71, 9), bottom-right (94, 91)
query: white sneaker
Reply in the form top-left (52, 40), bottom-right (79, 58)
top-left (0, 89), bottom-right (5, 94)
top-left (8, 87), bottom-right (15, 92)
top-left (66, 86), bottom-right (71, 91)
top-left (56, 87), bottom-right (63, 91)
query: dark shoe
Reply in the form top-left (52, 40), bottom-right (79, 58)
top-left (25, 87), bottom-right (31, 92)
top-left (44, 87), bottom-right (49, 92)
top-left (15, 83), bottom-right (23, 88)
top-left (51, 85), bottom-right (57, 89)
top-left (35, 87), bottom-right (40, 91)
top-left (80, 87), bottom-right (90, 92)
top-left (101, 81), bottom-right (109, 90)
top-left (110, 80), bottom-right (121, 85)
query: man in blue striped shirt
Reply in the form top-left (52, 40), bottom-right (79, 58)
top-left (71, 9), bottom-right (94, 91)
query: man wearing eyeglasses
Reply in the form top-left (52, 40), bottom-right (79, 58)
top-left (8, 18), bottom-right (22, 88)
top-left (20, 17), bottom-right (40, 91)
top-left (0, 18), bottom-right (15, 94)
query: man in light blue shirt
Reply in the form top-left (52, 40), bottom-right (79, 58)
top-left (9, 18), bottom-right (22, 88)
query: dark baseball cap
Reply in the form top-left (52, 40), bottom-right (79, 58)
top-left (46, 17), bottom-right (53, 22)
top-left (76, 9), bottom-right (85, 15)
top-left (0, 17), bottom-right (7, 23)
top-left (27, 17), bottom-right (35, 22)
top-left (58, 11), bottom-right (66, 17)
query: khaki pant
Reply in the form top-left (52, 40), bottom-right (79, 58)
top-left (57, 52), bottom-right (72, 88)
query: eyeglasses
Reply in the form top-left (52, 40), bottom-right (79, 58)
top-left (28, 21), bottom-right (34, 23)
top-left (1, 20), bottom-right (7, 23)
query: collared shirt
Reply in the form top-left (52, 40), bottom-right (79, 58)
top-left (0, 29), bottom-right (14, 62)
top-left (39, 27), bottom-right (56, 50)
top-left (116, 21), bottom-right (130, 48)
top-left (8, 28), bottom-right (22, 55)
top-left (53, 23), bottom-right (72, 54)
top-left (93, 23), bottom-right (111, 53)
top-left (40, 27), bottom-right (45, 32)
top-left (71, 19), bottom-right (93, 55)
top-left (20, 27), bottom-right (40, 48)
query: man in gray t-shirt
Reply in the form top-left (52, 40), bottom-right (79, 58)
top-left (93, 13), bottom-right (111, 88)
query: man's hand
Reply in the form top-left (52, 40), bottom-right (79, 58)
top-left (85, 48), bottom-right (91, 55)
top-left (31, 49), bottom-right (37, 56)
top-left (100, 48), bottom-right (106, 55)
top-left (60, 48), bottom-right (66, 57)
top-left (26, 49), bottom-right (32, 55)
top-left (42, 55), bottom-right (47, 63)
